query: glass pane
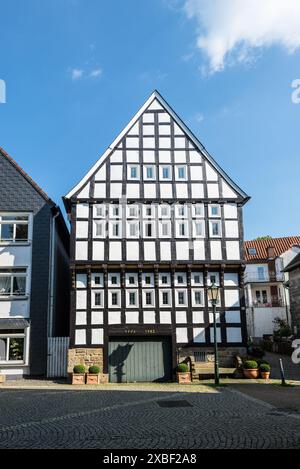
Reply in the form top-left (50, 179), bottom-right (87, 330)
top-left (1, 224), bottom-right (14, 241)
top-left (2, 215), bottom-right (28, 221)
top-left (0, 276), bottom-right (11, 295)
top-left (13, 276), bottom-right (26, 295)
top-left (16, 224), bottom-right (28, 241)
top-left (0, 338), bottom-right (7, 360)
top-left (9, 338), bottom-right (24, 361)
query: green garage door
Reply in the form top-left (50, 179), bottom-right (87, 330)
top-left (108, 336), bottom-right (172, 383)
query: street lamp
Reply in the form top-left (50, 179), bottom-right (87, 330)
top-left (208, 282), bottom-right (220, 386)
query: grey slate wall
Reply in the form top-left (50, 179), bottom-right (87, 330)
top-left (0, 154), bottom-right (52, 375)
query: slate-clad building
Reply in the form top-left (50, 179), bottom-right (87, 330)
top-left (0, 147), bottom-right (69, 378)
top-left (64, 91), bottom-right (250, 382)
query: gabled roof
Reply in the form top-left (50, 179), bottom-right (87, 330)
top-left (244, 236), bottom-right (300, 262)
top-left (0, 146), bottom-right (54, 204)
top-left (64, 90), bottom-right (250, 203)
top-left (284, 251), bottom-right (300, 272)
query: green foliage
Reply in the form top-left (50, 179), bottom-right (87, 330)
top-left (257, 359), bottom-right (270, 367)
top-left (273, 317), bottom-right (292, 340)
top-left (259, 363), bottom-right (271, 372)
top-left (88, 365), bottom-right (100, 374)
top-left (176, 363), bottom-right (189, 373)
top-left (73, 364), bottom-right (85, 374)
top-left (243, 360), bottom-right (258, 370)
top-left (255, 236), bottom-right (272, 240)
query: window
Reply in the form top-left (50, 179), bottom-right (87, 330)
top-left (0, 334), bottom-right (25, 363)
top-left (248, 247), bottom-right (257, 255)
top-left (130, 166), bottom-right (138, 179)
top-left (146, 291), bottom-right (153, 305)
top-left (162, 291), bottom-right (170, 305)
top-left (193, 204), bottom-right (203, 217)
top-left (111, 292), bottom-right (119, 306)
top-left (210, 275), bottom-right (216, 284)
top-left (178, 222), bottom-right (187, 237)
top-left (128, 222), bottom-right (138, 238)
top-left (195, 221), bottom-right (204, 237)
top-left (255, 290), bottom-right (267, 304)
top-left (145, 223), bottom-right (153, 237)
top-left (111, 276), bottom-right (118, 285)
top-left (128, 205), bottom-right (138, 218)
top-left (95, 221), bottom-right (104, 238)
top-left (178, 291), bottom-right (186, 305)
top-left (211, 221), bottom-right (221, 237)
top-left (145, 276), bottom-right (151, 285)
top-left (162, 166), bottom-right (170, 179)
top-left (161, 222), bottom-right (170, 237)
top-left (177, 205), bottom-right (186, 217)
top-left (112, 222), bottom-right (121, 238)
top-left (194, 275), bottom-right (201, 284)
top-left (95, 205), bottom-right (105, 218)
top-left (129, 292), bottom-right (136, 306)
top-left (129, 276), bottom-right (135, 285)
top-left (0, 214), bottom-right (29, 243)
top-left (178, 166), bottom-right (186, 179)
top-left (145, 206), bottom-right (152, 217)
top-left (177, 275), bottom-right (184, 284)
top-left (194, 291), bottom-right (203, 305)
top-left (94, 292), bottom-right (102, 307)
top-left (94, 276), bottom-right (101, 286)
top-left (0, 269), bottom-right (26, 297)
top-left (210, 205), bottom-right (220, 217)
top-left (162, 275), bottom-right (168, 284)
top-left (160, 205), bottom-right (170, 217)
top-left (146, 166), bottom-right (154, 179)
top-left (111, 205), bottom-right (120, 218)
top-left (257, 267), bottom-right (265, 280)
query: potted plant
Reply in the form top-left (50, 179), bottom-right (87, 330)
top-left (259, 363), bottom-right (271, 380)
top-left (176, 363), bottom-right (191, 384)
top-left (86, 365), bottom-right (101, 384)
top-left (71, 364), bottom-right (86, 384)
top-left (243, 360), bottom-right (259, 379)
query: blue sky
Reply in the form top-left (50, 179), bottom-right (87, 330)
top-left (0, 0), bottom-right (300, 239)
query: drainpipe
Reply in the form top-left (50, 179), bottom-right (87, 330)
top-left (48, 208), bottom-right (59, 338)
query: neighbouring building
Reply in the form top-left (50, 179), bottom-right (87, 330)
top-left (63, 91), bottom-right (250, 383)
top-left (284, 252), bottom-right (300, 337)
top-left (244, 236), bottom-right (300, 340)
top-left (0, 147), bottom-right (70, 379)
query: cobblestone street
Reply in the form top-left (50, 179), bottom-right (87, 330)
top-left (1, 386), bottom-right (300, 449)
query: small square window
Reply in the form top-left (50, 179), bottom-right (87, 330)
top-left (178, 291), bottom-right (185, 304)
top-left (145, 276), bottom-right (151, 285)
top-left (111, 292), bottom-right (119, 305)
top-left (94, 276), bottom-right (101, 285)
top-left (248, 247), bottom-right (257, 255)
top-left (146, 167), bottom-right (154, 179)
top-left (162, 291), bottom-right (170, 305)
top-left (212, 222), bottom-right (220, 236)
top-left (162, 166), bottom-right (170, 179)
top-left (178, 167), bottom-right (186, 179)
top-left (111, 276), bottom-right (118, 285)
top-left (162, 275), bottom-right (168, 284)
top-left (146, 291), bottom-right (153, 305)
top-left (194, 275), bottom-right (200, 284)
top-left (130, 166), bottom-right (138, 179)
top-left (129, 276), bottom-right (135, 285)
top-left (210, 205), bottom-right (220, 217)
top-left (177, 275), bottom-right (184, 284)
top-left (129, 292), bottom-right (136, 305)
top-left (194, 291), bottom-right (202, 305)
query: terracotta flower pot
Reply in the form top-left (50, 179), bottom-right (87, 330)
top-left (176, 372), bottom-right (191, 384)
top-left (243, 368), bottom-right (259, 379)
top-left (260, 371), bottom-right (270, 380)
top-left (86, 373), bottom-right (100, 385)
top-left (71, 373), bottom-right (86, 385)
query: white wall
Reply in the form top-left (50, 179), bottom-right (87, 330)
top-left (246, 306), bottom-right (288, 338)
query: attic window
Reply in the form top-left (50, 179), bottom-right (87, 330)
top-left (248, 247), bottom-right (257, 255)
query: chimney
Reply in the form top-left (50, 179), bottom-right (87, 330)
top-left (267, 245), bottom-right (275, 259)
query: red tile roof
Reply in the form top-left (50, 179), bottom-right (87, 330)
top-left (244, 237), bottom-right (300, 262)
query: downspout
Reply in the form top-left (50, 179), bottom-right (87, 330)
top-left (48, 208), bottom-right (59, 338)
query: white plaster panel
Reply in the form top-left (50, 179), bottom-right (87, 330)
top-left (174, 137), bottom-right (185, 148)
top-left (210, 241), bottom-right (222, 260)
top-left (191, 183), bottom-right (204, 198)
top-left (176, 242), bottom-right (189, 260)
top-left (205, 163), bottom-right (218, 181)
top-left (148, 99), bottom-right (163, 111)
top-left (224, 289), bottom-right (240, 307)
top-left (110, 183), bottom-right (122, 198)
top-left (143, 150), bottom-right (155, 162)
top-left (76, 290), bottom-right (87, 309)
top-left (126, 242), bottom-right (140, 261)
top-left (158, 112), bottom-right (170, 123)
top-left (160, 310), bottom-right (172, 324)
top-left (126, 137), bottom-right (139, 148)
top-left (159, 137), bottom-right (171, 148)
top-left (226, 241), bottom-right (240, 260)
top-left (91, 310), bottom-right (103, 325)
top-left (143, 124), bottom-right (155, 136)
top-left (176, 310), bottom-right (187, 323)
top-left (225, 311), bottom-right (241, 323)
top-left (144, 184), bottom-right (157, 199)
top-left (93, 242), bottom-right (104, 260)
top-left (207, 183), bottom-right (219, 198)
top-left (174, 123), bottom-right (184, 135)
top-left (77, 183), bottom-right (90, 199)
top-left (158, 151), bottom-right (171, 163)
top-left (76, 203), bottom-right (89, 219)
top-left (110, 165), bottom-right (123, 180)
top-left (190, 166), bottom-right (203, 180)
top-left (126, 311), bottom-right (139, 324)
top-left (224, 203), bottom-right (238, 219)
top-left (108, 311), bottom-right (121, 324)
top-left (109, 242), bottom-right (122, 261)
top-left (143, 310), bottom-right (156, 324)
top-left (127, 184), bottom-right (140, 199)
top-left (160, 242), bottom-right (171, 261)
top-left (226, 328), bottom-right (242, 343)
top-left (192, 311), bottom-right (204, 323)
top-left (143, 137), bottom-right (155, 148)
top-left (159, 124), bottom-right (171, 135)
top-left (126, 150), bottom-right (139, 162)
top-left (189, 150), bottom-right (202, 163)
top-left (76, 241), bottom-right (88, 260)
top-left (94, 165), bottom-right (106, 181)
top-left (76, 311), bottom-right (87, 325)
top-left (176, 327), bottom-right (188, 343)
top-left (94, 183), bottom-right (106, 198)
top-left (174, 151), bottom-right (186, 163)
top-left (176, 184), bottom-right (188, 198)
top-left (76, 221), bottom-right (88, 239)
top-left (75, 329), bottom-right (86, 345)
top-left (110, 149), bottom-right (123, 163)
top-left (91, 328), bottom-right (104, 345)
top-left (143, 112), bottom-right (155, 123)
top-left (193, 240), bottom-right (205, 260)
top-left (225, 220), bottom-right (239, 238)
top-left (160, 184), bottom-right (173, 198)
top-left (128, 122), bottom-right (139, 135)
top-left (222, 180), bottom-right (237, 198)
top-left (193, 328), bottom-right (206, 343)
top-left (144, 242), bottom-right (156, 261)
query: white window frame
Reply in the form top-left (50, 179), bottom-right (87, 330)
top-left (159, 204), bottom-right (171, 218)
top-left (0, 329), bottom-right (28, 365)
top-left (0, 268), bottom-right (27, 297)
top-left (126, 273), bottom-right (138, 287)
top-left (108, 273), bottom-right (120, 287)
top-left (209, 220), bottom-right (222, 238)
top-left (109, 290), bottom-right (121, 308)
top-left (143, 289), bottom-right (155, 307)
top-left (193, 220), bottom-right (205, 238)
top-left (110, 221), bottom-right (122, 239)
top-left (128, 165), bottom-right (140, 180)
top-left (191, 272), bottom-right (203, 286)
top-left (177, 165), bottom-right (187, 180)
top-left (91, 273), bottom-right (104, 288)
top-left (142, 273), bottom-right (154, 288)
top-left (143, 221), bottom-right (156, 238)
top-left (176, 204), bottom-right (187, 218)
top-left (159, 273), bottom-right (171, 286)
top-left (144, 165), bottom-right (156, 180)
top-left (92, 290), bottom-right (104, 308)
top-left (109, 204), bottom-right (121, 219)
top-left (176, 289), bottom-right (188, 307)
top-left (209, 204), bottom-right (221, 218)
top-left (127, 221), bottom-right (139, 239)
top-left (93, 220), bottom-right (105, 238)
top-left (143, 204), bottom-right (155, 219)
top-left (126, 289), bottom-right (139, 308)
top-left (192, 289), bottom-right (204, 307)
top-left (159, 221), bottom-right (171, 238)
top-left (192, 204), bottom-right (204, 218)
top-left (159, 289), bottom-right (172, 307)
top-left (160, 165), bottom-right (172, 181)
top-left (175, 272), bottom-right (187, 286)
top-left (127, 204), bottom-right (139, 219)
top-left (93, 204), bottom-right (106, 218)
top-left (176, 221), bottom-right (188, 238)
top-left (0, 213), bottom-right (31, 244)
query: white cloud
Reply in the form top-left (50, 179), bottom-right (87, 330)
top-left (183, 0), bottom-right (300, 72)
top-left (89, 69), bottom-right (102, 78)
top-left (71, 68), bottom-right (84, 80)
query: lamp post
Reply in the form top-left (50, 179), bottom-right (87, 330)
top-left (208, 282), bottom-right (220, 386)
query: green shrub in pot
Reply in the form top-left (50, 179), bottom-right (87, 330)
top-left (176, 363), bottom-right (189, 373)
top-left (73, 364), bottom-right (86, 374)
top-left (88, 365), bottom-right (100, 374)
top-left (243, 360), bottom-right (258, 370)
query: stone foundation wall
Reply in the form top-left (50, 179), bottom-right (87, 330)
top-left (178, 347), bottom-right (247, 367)
top-left (68, 347), bottom-right (104, 374)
